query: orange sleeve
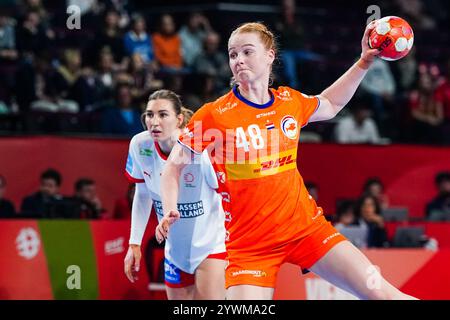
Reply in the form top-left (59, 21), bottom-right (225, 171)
top-left (152, 34), bottom-right (163, 64)
top-left (178, 104), bottom-right (216, 154)
top-left (291, 88), bottom-right (320, 127)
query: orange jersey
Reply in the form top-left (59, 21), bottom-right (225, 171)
top-left (179, 86), bottom-right (323, 256)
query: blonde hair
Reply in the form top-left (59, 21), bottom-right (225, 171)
top-left (229, 22), bottom-right (278, 87)
top-left (230, 22), bottom-right (278, 54)
top-left (180, 106), bottom-right (193, 128)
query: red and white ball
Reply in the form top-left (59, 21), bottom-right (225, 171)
top-left (368, 16), bottom-right (414, 61)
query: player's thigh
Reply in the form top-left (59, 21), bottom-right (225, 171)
top-left (194, 258), bottom-right (226, 300)
top-left (166, 285), bottom-right (195, 300)
top-left (309, 240), bottom-right (400, 300)
top-left (226, 285), bottom-right (274, 300)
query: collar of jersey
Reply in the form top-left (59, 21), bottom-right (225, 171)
top-left (233, 85), bottom-right (274, 109)
top-left (154, 141), bottom-right (168, 161)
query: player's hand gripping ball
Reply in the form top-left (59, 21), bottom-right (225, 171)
top-left (369, 16), bottom-right (414, 61)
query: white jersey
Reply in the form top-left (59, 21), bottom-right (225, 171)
top-left (125, 131), bottom-right (226, 274)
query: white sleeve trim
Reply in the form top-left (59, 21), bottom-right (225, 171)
top-left (301, 96), bottom-right (321, 128)
top-left (177, 139), bottom-right (202, 155)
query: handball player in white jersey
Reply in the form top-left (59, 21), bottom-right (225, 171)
top-left (123, 89), bottom-right (226, 300)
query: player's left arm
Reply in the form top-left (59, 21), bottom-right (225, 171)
top-left (310, 21), bottom-right (380, 122)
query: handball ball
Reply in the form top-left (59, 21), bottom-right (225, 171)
top-left (368, 16), bottom-right (414, 61)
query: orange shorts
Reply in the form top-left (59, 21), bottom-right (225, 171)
top-left (225, 216), bottom-right (346, 289)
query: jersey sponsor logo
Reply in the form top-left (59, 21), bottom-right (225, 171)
top-left (256, 110), bottom-right (276, 119)
top-left (164, 258), bottom-right (181, 284)
top-left (225, 149), bottom-right (297, 180)
top-left (183, 173), bottom-right (196, 188)
top-left (139, 148), bottom-right (153, 156)
top-left (277, 90), bottom-right (293, 101)
top-left (253, 154), bottom-right (295, 173)
top-left (125, 153), bottom-right (134, 174)
top-left (231, 269), bottom-right (267, 278)
top-left (280, 115), bottom-right (298, 140)
top-left (322, 232), bottom-right (341, 245)
top-left (153, 200), bottom-right (205, 218)
top-left (216, 102), bottom-right (238, 115)
top-left (184, 173), bottom-right (194, 183)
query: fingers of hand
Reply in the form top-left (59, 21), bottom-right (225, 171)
top-left (367, 20), bottom-right (377, 29)
top-left (155, 226), bottom-right (166, 244)
top-left (134, 256), bottom-right (140, 273)
top-left (124, 260), bottom-right (134, 283)
top-left (367, 48), bottom-right (381, 56)
top-left (162, 219), bottom-right (170, 231)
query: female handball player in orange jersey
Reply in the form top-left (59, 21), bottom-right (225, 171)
top-left (157, 22), bottom-right (416, 300)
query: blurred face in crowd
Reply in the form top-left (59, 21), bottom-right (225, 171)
top-left (26, 11), bottom-right (40, 28)
top-left (439, 179), bottom-right (450, 194)
top-left (130, 53), bottom-right (144, 72)
top-left (117, 85), bottom-right (132, 108)
top-left (144, 99), bottom-right (183, 142)
top-left (161, 14), bottom-right (175, 35)
top-left (40, 178), bottom-right (59, 197)
top-left (188, 13), bottom-right (202, 30)
top-left (64, 49), bottom-right (81, 71)
top-left (0, 15), bottom-right (7, 27)
top-left (361, 197), bottom-right (377, 219)
top-left (419, 73), bottom-right (432, 91)
top-left (339, 211), bottom-right (355, 226)
top-left (282, 0), bottom-right (296, 18)
top-left (354, 108), bottom-right (370, 125)
top-left (228, 32), bottom-right (274, 86)
top-left (105, 11), bottom-right (119, 28)
top-left (133, 17), bottom-right (146, 34)
top-left (205, 33), bottom-right (220, 54)
top-left (77, 184), bottom-right (97, 203)
top-left (367, 182), bottom-right (383, 197)
top-left (27, 0), bottom-right (41, 8)
top-left (99, 51), bottom-right (113, 71)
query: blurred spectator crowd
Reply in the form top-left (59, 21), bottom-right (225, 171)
top-left (2, 169), bottom-right (449, 250)
top-left (0, 0), bottom-right (231, 137)
top-left (0, 0), bottom-right (450, 144)
top-left (0, 0), bottom-right (449, 144)
top-left (305, 171), bottom-right (450, 249)
top-left (0, 169), bottom-right (135, 219)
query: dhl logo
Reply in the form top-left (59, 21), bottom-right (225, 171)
top-left (225, 148), bottom-right (297, 180)
top-left (254, 155), bottom-right (295, 173)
